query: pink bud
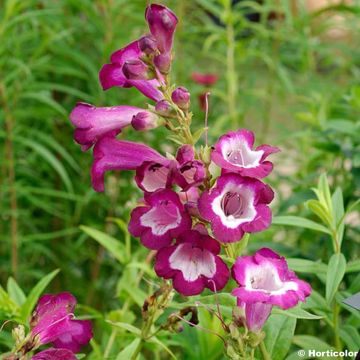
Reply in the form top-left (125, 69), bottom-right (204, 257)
top-left (155, 100), bottom-right (173, 116)
top-left (131, 112), bottom-right (160, 131)
top-left (139, 35), bottom-right (158, 54)
top-left (171, 86), bottom-right (190, 109)
top-left (154, 53), bottom-right (171, 74)
top-left (123, 59), bottom-right (149, 80)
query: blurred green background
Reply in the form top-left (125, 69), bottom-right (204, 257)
top-left (1, 0), bottom-right (359, 358)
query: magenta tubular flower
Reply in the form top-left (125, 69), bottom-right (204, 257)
top-left (52, 319), bottom-right (92, 352)
top-left (30, 293), bottom-right (93, 352)
top-left (31, 348), bottom-right (77, 360)
top-left (232, 248), bottom-right (312, 310)
top-left (145, 4), bottom-right (178, 54)
top-left (128, 189), bottom-right (191, 250)
top-left (191, 72), bottom-right (219, 86)
top-left (211, 129), bottom-right (280, 178)
top-left (198, 174), bottom-right (274, 243)
top-left (154, 229), bottom-right (230, 296)
top-left (171, 86), bottom-right (190, 110)
top-left (123, 59), bottom-right (150, 80)
top-left (174, 145), bottom-right (206, 191)
top-left (131, 111), bottom-right (160, 131)
top-left (139, 34), bottom-right (157, 54)
top-left (135, 161), bottom-right (174, 192)
top-left (91, 137), bottom-right (169, 192)
top-left (178, 186), bottom-right (200, 217)
top-left (99, 39), bottom-right (163, 102)
top-left (236, 300), bottom-right (273, 333)
top-left (69, 102), bottom-right (146, 151)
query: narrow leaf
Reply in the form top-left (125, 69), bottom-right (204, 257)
top-left (326, 253), bottom-right (346, 304)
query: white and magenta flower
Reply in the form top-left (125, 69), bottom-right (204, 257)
top-left (69, 102), bottom-right (147, 151)
top-left (154, 229), bottom-right (229, 296)
top-left (30, 292), bottom-right (92, 352)
top-left (91, 137), bottom-right (169, 192)
top-left (128, 189), bottom-right (192, 249)
top-left (174, 145), bottom-right (206, 191)
top-left (99, 39), bottom-right (164, 102)
top-left (232, 248), bottom-right (312, 310)
top-left (211, 129), bottom-right (279, 178)
top-left (31, 348), bottom-right (77, 360)
top-left (198, 174), bottom-right (274, 243)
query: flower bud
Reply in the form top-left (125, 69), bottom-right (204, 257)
top-left (154, 53), bottom-right (171, 74)
top-left (139, 35), bottom-right (158, 54)
top-left (171, 86), bottom-right (190, 110)
top-left (131, 112), bottom-right (160, 131)
top-left (123, 59), bottom-right (150, 80)
top-left (155, 100), bottom-right (174, 117)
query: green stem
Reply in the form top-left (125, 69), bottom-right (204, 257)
top-left (333, 302), bottom-right (343, 357)
top-left (259, 341), bottom-right (271, 360)
top-left (104, 329), bottom-right (117, 358)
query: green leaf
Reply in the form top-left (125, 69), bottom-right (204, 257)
top-left (287, 258), bottom-right (327, 275)
top-left (108, 321), bottom-right (141, 335)
top-left (339, 325), bottom-right (360, 352)
top-left (116, 338), bottom-right (141, 360)
top-left (272, 305), bottom-right (323, 320)
top-left (292, 335), bottom-right (334, 359)
top-left (263, 314), bottom-right (296, 360)
top-left (20, 269), bottom-right (60, 322)
top-left (326, 253), bottom-right (346, 304)
top-left (332, 187), bottom-right (344, 248)
top-left (306, 200), bottom-right (332, 227)
top-left (80, 226), bottom-right (126, 264)
top-left (7, 278), bottom-right (26, 306)
top-left (318, 173), bottom-right (333, 215)
top-left (346, 259), bottom-right (360, 273)
top-left (272, 216), bottom-right (330, 234)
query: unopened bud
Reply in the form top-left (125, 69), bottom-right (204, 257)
top-left (154, 53), bottom-right (171, 74)
top-left (171, 86), bottom-right (190, 110)
top-left (123, 59), bottom-right (150, 80)
top-left (132, 112), bottom-right (160, 131)
top-left (155, 100), bottom-right (174, 117)
top-left (139, 35), bottom-right (158, 54)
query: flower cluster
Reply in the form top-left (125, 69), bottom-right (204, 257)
top-left (69, 2), bottom-right (311, 338)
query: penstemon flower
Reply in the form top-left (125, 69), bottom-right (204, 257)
top-left (30, 292), bottom-right (92, 352)
top-left (211, 129), bottom-right (280, 178)
top-left (198, 174), bottom-right (274, 243)
top-left (70, 102), bottom-right (153, 151)
top-left (155, 229), bottom-right (230, 296)
top-left (128, 189), bottom-right (192, 250)
top-left (232, 248), bottom-right (311, 313)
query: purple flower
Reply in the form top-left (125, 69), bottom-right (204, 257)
top-left (99, 39), bottom-right (163, 102)
top-left (138, 34), bottom-right (157, 54)
top-left (30, 293), bottom-right (92, 352)
top-left (154, 229), bottom-right (230, 296)
top-left (122, 59), bottom-right (150, 80)
top-left (91, 137), bottom-right (169, 192)
top-left (131, 111), bottom-right (160, 131)
top-left (236, 300), bottom-right (273, 333)
top-left (69, 102), bottom-right (146, 151)
top-left (171, 86), bottom-right (190, 110)
top-left (232, 248), bottom-right (312, 310)
top-left (135, 161), bottom-right (174, 192)
top-left (211, 129), bottom-right (280, 178)
top-left (145, 4), bottom-right (178, 54)
top-left (178, 186), bottom-right (201, 217)
top-left (31, 348), bottom-right (77, 360)
top-left (174, 145), bottom-right (206, 191)
top-left (198, 174), bottom-right (274, 243)
top-left (128, 189), bottom-right (192, 250)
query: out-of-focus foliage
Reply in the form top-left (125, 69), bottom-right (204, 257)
top-left (1, 0), bottom-right (359, 358)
